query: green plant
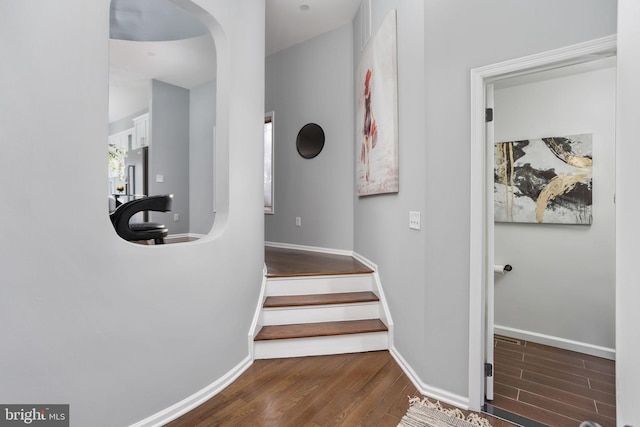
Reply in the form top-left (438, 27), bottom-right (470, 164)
top-left (108, 143), bottom-right (127, 182)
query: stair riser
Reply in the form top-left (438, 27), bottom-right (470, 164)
top-left (253, 332), bottom-right (388, 359)
top-left (266, 274), bottom-right (374, 296)
top-left (262, 303), bottom-right (381, 326)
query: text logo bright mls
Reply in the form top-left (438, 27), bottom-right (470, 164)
top-left (0, 405), bottom-right (68, 426)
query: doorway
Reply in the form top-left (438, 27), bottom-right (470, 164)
top-left (489, 57), bottom-right (617, 426)
top-left (468, 35), bottom-right (617, 417)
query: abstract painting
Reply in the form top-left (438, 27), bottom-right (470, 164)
top-left (356, 10), bottom-right (399, 197)
top-left (494, 134), bottom-right (593, 224)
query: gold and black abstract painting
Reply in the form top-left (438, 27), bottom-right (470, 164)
top-left (495, 134), bottom-right (592, 224)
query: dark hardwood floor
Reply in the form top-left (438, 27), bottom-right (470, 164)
top-left (165, 351), bottom-right (514, 427)
top-left (264, 246), bottom-right (373, 278)
top-left (164, 248), bottom-right (519, 426)
top-left (492, 335), bottom-right (616, 427)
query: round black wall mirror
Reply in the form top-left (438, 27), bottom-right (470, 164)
top-left (296, 123), bottom-right (325, 159)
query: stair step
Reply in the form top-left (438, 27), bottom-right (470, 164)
top-left (254, 319), bottom-right (387, 341)
top-left (266, 274), bottom-right (374, 297)
top-left (263, 291), bottom-right (379, 308)
top-left (265, 246), bottom-right (373, 277)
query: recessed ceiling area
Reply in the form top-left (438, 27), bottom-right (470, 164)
top-left (109, 0), bottom-right (208, 41)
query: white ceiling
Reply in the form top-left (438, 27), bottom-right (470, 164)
top-left (109, 35), bottom-right (216, 122)
top-left (265, 0), bottom-right (361, 56)
top-left (109, 0), bottom-right (361, 124)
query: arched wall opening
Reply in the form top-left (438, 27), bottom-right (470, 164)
top-left (107, 0), bottom-right (230, 244)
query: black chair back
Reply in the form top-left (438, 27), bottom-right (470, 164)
top-left (110, 194), bottom-right (173, 244)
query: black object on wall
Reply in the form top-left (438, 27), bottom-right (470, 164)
top-left (296, 123), bottom-right (325, 159)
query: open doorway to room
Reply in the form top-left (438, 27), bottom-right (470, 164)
top-left (468, 35), bottom-right (617, 427)
top-left (488, 57), bottom-right (617, 427)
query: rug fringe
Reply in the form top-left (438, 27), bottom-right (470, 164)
top-left (407, 396), bottom-right (493, 427)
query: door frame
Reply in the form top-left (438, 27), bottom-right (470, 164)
top-left (467, 34), bottom-right (617, 411)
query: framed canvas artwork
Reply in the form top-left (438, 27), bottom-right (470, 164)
top-left (356, 10), bottom-right (399, 197)
top-left (494, 133), bottom-right (593, 224)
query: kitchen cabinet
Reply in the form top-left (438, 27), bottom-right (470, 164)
top-left (132, 113), bottom-right (149, 149)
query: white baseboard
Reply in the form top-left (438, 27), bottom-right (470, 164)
top-left (264, 241), bottom-right (354, 257)
top-left (129, 356), bottom-right (253, 427)
top-left (494, 325), bottom-right (616, 360)
top-left (390, 346), bottom-right (470, 410)
top-left (351, 252), bottom-right (378, 271)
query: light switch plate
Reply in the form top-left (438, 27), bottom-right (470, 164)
top-left (409, 211), bottom-right (421, 230)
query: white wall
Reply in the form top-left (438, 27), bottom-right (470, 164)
top-left (616, 0), bottom-right (640, 423)
top-left (2, 0), bottom-right (636, 424)
top-left (189, 79), bottom-right (216, 235)
top-left (264, 0), bottom-right (619, 407)
top-left (109, 108), bottom-right (148, 135)
top-left (150, 79), bottom-right (191, 234)
top-left (0, 1), bottom-right (265, 425)
top-left (264, 23), bottom-right (354, 250)
top-left (354, 0), bottom-right (617, 402)
top-left (352, 0), bottom-right (430, 394)
top-left (493, 63), bottom-right (616, 354)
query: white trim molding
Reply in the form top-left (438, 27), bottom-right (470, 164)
top-left (495, 325), bottom-right (615, 361)
top-left (248, 266), bottom-right (269, 357)
top-left (264, 241), bottom-right (354, 257)
top-left (468, 35), bottom-right (617, 411)
top-left (129, 356), bottom-right (253, 427)
top-left (390, 346), bottom-right (470, 410)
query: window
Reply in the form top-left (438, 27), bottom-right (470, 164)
top-left (264, 112), bottom-right (274, 214)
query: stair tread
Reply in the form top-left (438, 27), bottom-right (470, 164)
top-left (265, 246), bottom-right (373, 277)
top-left (264, 291), bottom-right (379, 308)
top-left (255, 319), bottom-right (387, 341)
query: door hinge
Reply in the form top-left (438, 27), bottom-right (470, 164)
top-left (485, 362), bottom-right (493, 377)
top-left (485, 108), bottom-right (494, 123)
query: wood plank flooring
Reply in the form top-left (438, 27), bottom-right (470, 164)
top-left (265, 246), bottom-right (373, 278)
top-left (492, 335), bottom-right (616, 427)
top-left (164, 248), bottom-right (516, 426)
top-left (254, 319), bottom-right (388, 341)
top-left (165, 351), bottom-right (514, 427)
top-left (263, 291), bottom-right (379, 308)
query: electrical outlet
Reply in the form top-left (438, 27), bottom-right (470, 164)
top-left (295, 217), bottom-right (301, 227)
top-left (156, 174), bottom-right (164, 183)
top-left (409, 211), bottom-right (421, 230)
top-left (174, 213), bottom-right (179, 221)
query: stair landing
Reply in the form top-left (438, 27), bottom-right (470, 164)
top-left (265, 246), bottom-right (373, 278)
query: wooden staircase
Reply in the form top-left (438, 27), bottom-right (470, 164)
top-left (253, 246), bottom-right (390, 359)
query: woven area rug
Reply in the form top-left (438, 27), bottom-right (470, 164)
top-left (398, 397), bottom-right (493, 427)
